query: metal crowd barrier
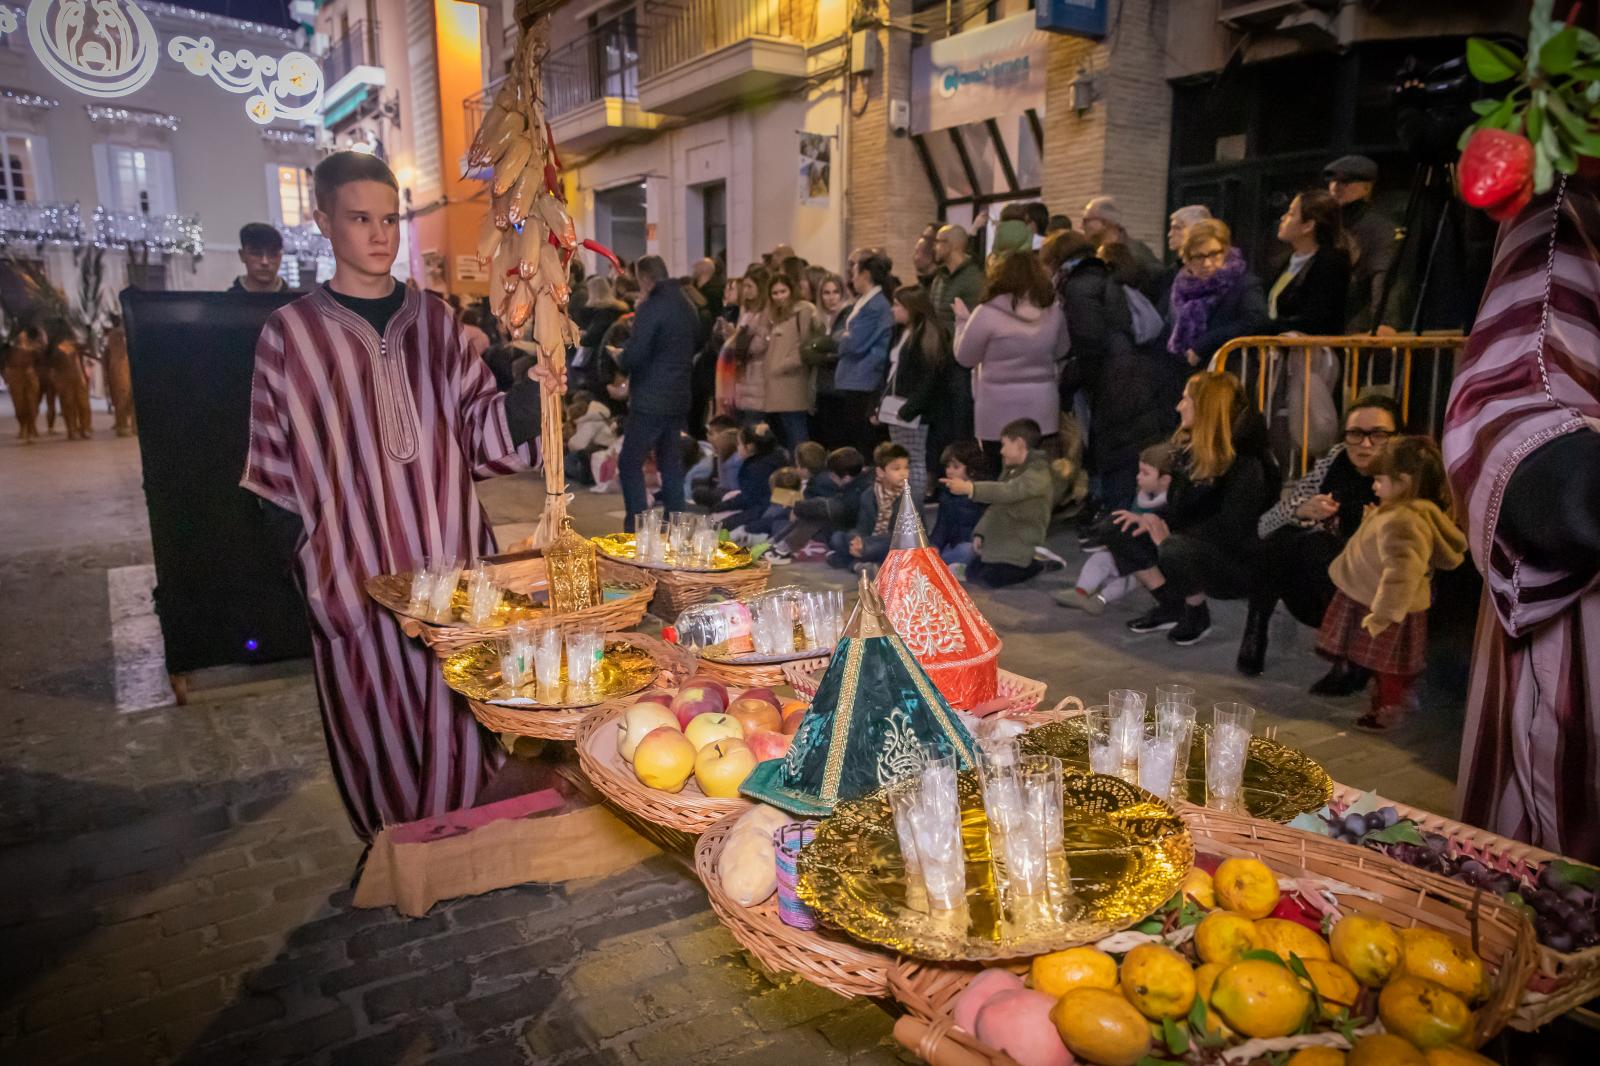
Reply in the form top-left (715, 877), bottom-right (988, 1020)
top-left (1209, 334), bottom-right (1468, 476)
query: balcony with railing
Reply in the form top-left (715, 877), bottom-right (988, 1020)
top-left (636, 0), bottom-right (813, 116)
top-left (538, 24), bottom-right (662, 153)
top-left (320, 21), bottom-right (386, 125)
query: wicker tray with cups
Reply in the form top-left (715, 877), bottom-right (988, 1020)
top-left (781, 661), bottom-right (1049, 722)
top-left (575, 690), bottom-right (761, 835)
top-left (1327, 783), bottom-right (1600, 1031)
top-left (696, 651), bottom-right (830, 690)
top-left (462, 632), bottom-right (695, 742)
top-left (368, 555), bottom-right (657, 659)
top-left (694, 811), bottom-right (896, 1000)
top-left (645, 559), bottom-right (774, 623)
top-left (888, 803), bottom-right (1537, 1066)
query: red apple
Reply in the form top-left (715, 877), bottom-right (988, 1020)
top-left (671, 688), bottom-right (726, 729)
top-left (726, 696), bottom-right (782, 736)
top-left (745, 730), bottom-right (791, 762)
top-left (680, 676), bottom-right (730, 707)
top-left (739, 686), bottom-right (782, 710)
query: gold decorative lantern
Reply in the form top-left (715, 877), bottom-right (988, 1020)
top-left (546, 517), bottom-right (601, 614)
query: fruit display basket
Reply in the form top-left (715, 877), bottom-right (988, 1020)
top-left (643, 559), bottom-right (773, 623)
top-left (695, 811), bottom-right (895, 1000)
top-left (888, 804), bottom-right (1537, 1066)
top-left (462, 632), bottom-right (695, 741)
top-left (575, 695), bottom-right (757, 835)
top-left (376, 556), bottom-right (657, 659)
top-left (1327, 783), bottom-right (1600, 1030)
top-left (781, 662), bottom-right (1050, 721)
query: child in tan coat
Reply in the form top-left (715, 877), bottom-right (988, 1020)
top-left (1317, 436), bottom-right (1465, 730)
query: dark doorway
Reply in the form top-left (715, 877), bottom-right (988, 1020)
top-left (698, 180), bottom-right (726, 263)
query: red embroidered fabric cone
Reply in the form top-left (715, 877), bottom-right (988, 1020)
top-left (874, 481), bottom-right (1001, 708)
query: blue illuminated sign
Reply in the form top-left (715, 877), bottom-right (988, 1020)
top-left (1036, 0), bottom-right (1109, 39)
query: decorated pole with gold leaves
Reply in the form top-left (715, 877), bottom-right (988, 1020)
top-left (469, 13), bottom-right (621, 580)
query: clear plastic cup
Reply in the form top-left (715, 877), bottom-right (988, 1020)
top-left (1154, 702), bottom-right (1198, 799)
top-left (532, 628), bottom-right (563, 691)
top-left (1156, 682), bottom-right (1196, 707)
top-left (1205, 703), bottom-right (1256, 811)
top-left (1085, 705), bottom-right (1122, 776)
top-left (565, 628), bottom-right (604, 689)
top-left (1139, 720), bottom-right (1182, 803)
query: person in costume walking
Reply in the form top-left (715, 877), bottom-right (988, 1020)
top-left (241, 152), bottom-right (550, 842)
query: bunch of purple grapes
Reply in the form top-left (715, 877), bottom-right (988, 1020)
top-left (1322, 805), bottom-right (1400, 843)
top-left (1517, 864), bottom-right (1599, 953)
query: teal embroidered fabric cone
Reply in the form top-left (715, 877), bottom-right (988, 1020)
top-left (740, 569), bottom-right (978, 816)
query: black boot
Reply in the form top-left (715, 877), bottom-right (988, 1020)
top-left (1169, 601), bottom-right (1212, 646)
top-left (1310, 659), bottom-right (1373, 697)
top-left (1236, 599), bottom-right (1273, 677)
top-left (1127, 584), bottom-right (1184, 634)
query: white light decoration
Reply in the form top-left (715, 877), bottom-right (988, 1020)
top-left (260, 127), bottom-right (316, 146)
top-left (168, 35), bottom-right (322, 125)
top-left (85, 103), bottom-right (179, 130)
top-left (26, 0), bottom-right (161, 99)
top-left (1, 86), bottom-right (60, 109)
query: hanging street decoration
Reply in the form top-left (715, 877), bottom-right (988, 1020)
top-left (168, 35), bottom-right (322, 125)
top-left (85, 103), bottom-right (179, 130)
top-left (25, 0), bottom-right (161, 99)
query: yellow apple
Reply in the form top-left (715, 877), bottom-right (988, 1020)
top-left (684, 712), bottom-right (744, 750)
top-left (632, 727), bottom-right (696, 792)
top-left (694, 738), bottom-right (757, 798)
top-left (617, 702), bottom-right (680, 763)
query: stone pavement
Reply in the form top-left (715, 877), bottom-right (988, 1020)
top-left (0, 420), bottom-right (1534, 1066)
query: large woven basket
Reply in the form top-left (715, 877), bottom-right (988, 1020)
top-left (644, 559), bottom-right (773, 623)
top-left (1328, 783), bottom-right (1599, 1030)
top-left (782, 661), bottom-right (1049, 720)
top-left (575, 700), bottom-right (752, 834)
top-left (696, 652), bottom-right (830, 690)
top-left (890, 804), bottom-right (1537, 1066)
top-left (694, 811), bottom-right (895, 999)
top-left (463, 633), bottom-right (695, 742)
top-left (376, 556), bottom-right (656, 659)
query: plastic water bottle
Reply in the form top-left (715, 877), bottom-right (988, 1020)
top-left (663, 601), bottom-right (755, 655)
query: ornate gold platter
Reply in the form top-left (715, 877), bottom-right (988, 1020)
top-left (796, 770), bottom-right (1192, 961)
top-left (591, 532), bottom-right (752, 573)
top-left (441, 639), bottom-right (657, 709)
top-left (1021, 719), bottom-right (1333, 823)
top-left (699, 642), bottom-right (835, 667)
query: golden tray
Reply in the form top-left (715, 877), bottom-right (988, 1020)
top-left (441, 639), bottom-right (657, 710)
top-left (796, 770), bottom-right (1192, 962)
top-left (367, 570), bottom-right (635, 629)
top-left (591, 532), bottom-right (752, 573)
top-left (1020, 719), bottom-right (1333, 823)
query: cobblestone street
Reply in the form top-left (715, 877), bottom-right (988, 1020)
top-left (1, 422), bottom-right (1480, 1065)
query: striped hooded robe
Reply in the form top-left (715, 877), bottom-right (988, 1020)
top-left (1444, 174), bottom-right (1600, 863)
top-left (241, 286), bottom-right (531, 840)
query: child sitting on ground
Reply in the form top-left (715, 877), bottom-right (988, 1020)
top-left (562, 390), bottom-right (620, 486)
top-left (794, 441), bottom-right (827, 489)
top-left (828, 442), bottom-right (910, 572)
top-left (942, 418), bottom-right (1053, 588)
top-left (741, 466), bottom-right (804, 541)
top-left (1056, 442), bottom-right (1174, 614)
top-left (1317, 436), bottom-right (1464, 731)
top-left (718, 422), bottom-right (786, 532)
top-left (691, 425), bottom-right (742, 509)
top-left (929, 441), bottom-right (988, 569)
top-left (768, 447), bottom-right (868, 564)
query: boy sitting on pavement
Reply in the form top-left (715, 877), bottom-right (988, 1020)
top-left (943, 418), bottom-right (1053, 588)
top-left (768, 446), bottom-right (868, 564)
top-left (827, 442), bottom-right (910, 572)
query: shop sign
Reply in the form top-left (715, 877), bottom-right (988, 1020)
top-left (910, 13), bottom-right (1051, 135)
top-left (1036, 0), bottom-right (1109, 40)
top-left (455, 255), bottom-right (486, 282)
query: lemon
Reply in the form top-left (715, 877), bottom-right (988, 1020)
top-left (1030, 945), bottom-right (1118, 998)
top-left (1398, 927), bottom-right (1489, 1003)
top-left (1287, 1049), bottom-right (1346, 1066)
top-left (1423, 1047), bottom-right (1498, 1066)
top-left (1214, 857), bottom-right (1281, 919)
top-left (1209, 959), bottom-right (1312, 1038)
top-left (1119, 943), bottom-right (1196, 1019)
top-left (1330, 912), bottom-right (1402, 988)
top-left (1255, 917), bottom-right (1332, 962)
top-left (1348, 1033), bottom-right (1427, 1066)
top-left (1300, 958), bottom-right (1361, 1020)
top-left (1190, 962), bottom-right (1233, 1040)
top-left (1379, 975), bottom-right (1476, 1050)
top-left (1181, 866), bottom-right (1216, 908)
top-left (1195, 910), bottom-right (1258, 965)
top-left (1049, 986), bottom-right (1151, 1066)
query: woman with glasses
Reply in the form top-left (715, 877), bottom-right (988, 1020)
top-left (1236, 393), bottom-right (1403, 685)
top-left (1166, 219), bottom-right (1267, 369)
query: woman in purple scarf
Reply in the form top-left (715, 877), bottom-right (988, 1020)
top-left (1166, 220), bottom-right (1267, 368)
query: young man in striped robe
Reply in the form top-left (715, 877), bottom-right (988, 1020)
top-left (241, 151), bottom-right (552, 841)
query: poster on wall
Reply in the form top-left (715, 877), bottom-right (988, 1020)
top-left (798, 132), bottom-right (831, 207)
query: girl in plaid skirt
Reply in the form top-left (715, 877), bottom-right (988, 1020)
top-left (1317, 437), bottom-right (1466, 730)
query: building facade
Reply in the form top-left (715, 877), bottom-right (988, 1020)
top-left (0, 2), bottom-right (321, 297)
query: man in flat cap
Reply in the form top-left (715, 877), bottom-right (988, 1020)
top-left (1324, 154), bottom-right (1399, 333)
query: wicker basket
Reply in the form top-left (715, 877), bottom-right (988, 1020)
top-left (696, 652), bottom-right (830, 691)
top-left (890, 804), bottom-right (1537, 1066)
top-left (575, 700), bottom-right (752, 834)
top-left (644, 559), bottom-right (773, 623)
top-left (782, 661), bottom-right (1049, 720)
top-left (1328, 783), bottom-right (1599, 1030)
top-left (463, 633), bottom-right (695, 741)
top-left (371, 557), bottom-right (657, 660)
top-left (695, 812), bottom-right (895, 999)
